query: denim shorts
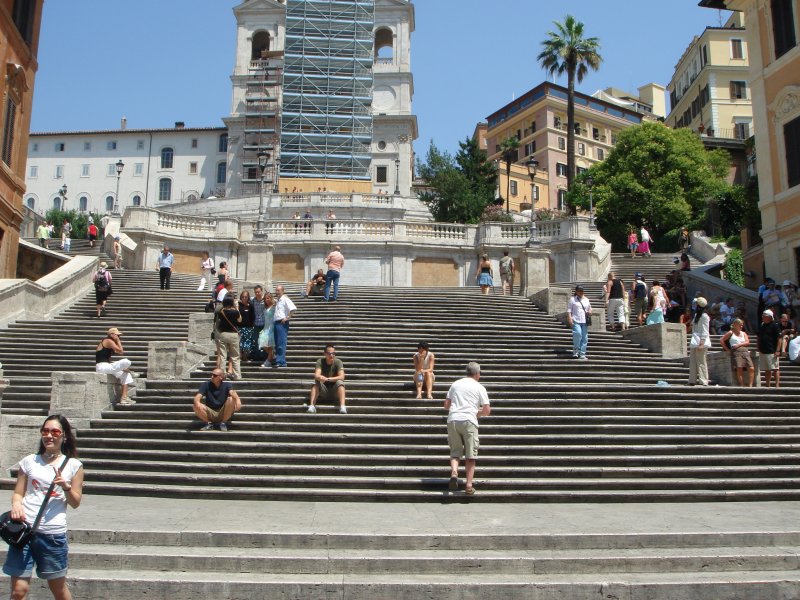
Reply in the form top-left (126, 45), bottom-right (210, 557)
top-left (2, 532), bottom-right (69, 580)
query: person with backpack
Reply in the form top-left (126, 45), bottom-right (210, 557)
top-left (93, 262), bottom-right (112, 318)
top-left (631, 273), bottom-right (648, 327)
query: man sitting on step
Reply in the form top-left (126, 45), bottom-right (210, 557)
top-left (307, 344), bottom-right (347, 414)
top-left (193, 368), bottom-right (242, 432)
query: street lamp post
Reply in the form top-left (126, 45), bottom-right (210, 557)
top-left (58, 184), bottom-right (68, 211)
top-left (113, 159), bottom-right (125, 214)
top-left (586, 175), bottom-right (594, 228)
top-left (256, 151), bottom-right (270, 231)
top-left (394, 158), bottom-right (401, 195)
top-left (525, 158), bottom-right (539, 246)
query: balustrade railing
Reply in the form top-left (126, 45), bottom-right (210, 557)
top-left (499, 223), bottom-right (530, 240)
top-left (536, 220), bottom-right (562, 240)
top-left (406, 222), bottom-right (467, 240)
top-left (156, 214), bottom-right (217, 232)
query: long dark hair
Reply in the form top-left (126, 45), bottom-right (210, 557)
top-left (693, 305), bottom-right (707, 324)
top-left (37, 414), bottom-right (78, 458)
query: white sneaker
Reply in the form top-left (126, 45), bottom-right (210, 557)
top-left (307, 405), bottom-right (317, 414)
top-left (339, 406), bottom-right (347, 414)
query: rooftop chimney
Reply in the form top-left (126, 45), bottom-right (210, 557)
top-left (120, 116), bottom-right (127, 130)
top-left (175, 121), bottom-right (185, 129)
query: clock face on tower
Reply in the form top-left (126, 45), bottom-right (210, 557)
top-left (372, 85), bottom-right (397, 111)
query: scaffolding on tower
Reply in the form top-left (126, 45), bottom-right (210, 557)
top-left (241, 49), bottom-right (284, 197)
top-left (281, 0), bottom-right (374, 181)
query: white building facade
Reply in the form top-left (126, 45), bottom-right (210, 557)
top-left (23, 125), bottom-right (229, 215)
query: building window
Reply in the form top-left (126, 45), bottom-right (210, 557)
top-left (700, 85), bottom-right (710, 107)
top-left (55, 165), bottom-right (64, 179)
top-left (134, 162), bottom-right (144, 176)
top-left (107, 141), bottom-right (117, 150)
top-left (26, 197), bottom-right (34, 209)
top-left (54, 142), bottom-right (65, 152)
top-left (557, 189), bottom-right (568, 211)
top-left (611, 133), bottom-right (618, 145)
top-left (135, 140), bottom-right (143, 150)
top-left (376, 165), bottom-right (388, 183)
top-left (730, 39), bottom-right (744, 59)
top-left (524, 141), bottom-right (536, 156)
top-left (12, 0), bottom-right (37, 44)
top-left (29, 165), bottom-right (37, 178)
top-left (160, 147), bottom-right (174, 169)
top-left (31, 142), bottom-right (38, 152)
top-left (218, 133), bottom-right (228, 153)
top-left (577, 167), bottom-right (588, 176)
top-left (187, 193), bottom-right (198, 202)
top-left (216, 162), bottom-right (227, 184)
top-left (691, 97), bottom-right (700, 118)
top-left (772, 0), bottom-right (797, 59)
top-left (578, 143), bottom-right (585, 156)
top-left (107, 163), bottom-right (117, 176)
top-left (158, 178), bottom-right (172, 201)
top-left (530, 120), bottom-right (537, 133)
top-left (700, 44), bottom-right (708, 67)
top-left (730, 81), bottom-right (747, 100)
top-left (80, 164), bottom-right (90, 177)
top-left (79, 196), bottom-right (88, 212)
top-left (734, 122), bottom-right (750, 140)
top-left (53, 197), bottom-right (61, 210)
top-left (377, 140), bottom-right (387, 151)
top-left (785, 115), bottom-right (800, 188)
top-left (558, 137), bottom-right (566, 151)
top-left (556, 163), bottom-right (568, 178)
top-left (84, 141), bottom-right (91, 151)
top-left (106, 196), bottom-right (114, 212)
top-left (246, 166), bottom-right (258, 180)
top-left (597, 148), bottom-right (605, 160)
top-left (189, 162), bottom-right (198, 174)
top-left (132, 195), bottom-right (141, 206)
top-left (554, 116), bottom-right (562, 129)
top-left (510, 180), bottom-right (518, 196)
top-left (191, 138), bottom-right (198, 149)
top-left (592, 128), bottom-right (601, 141)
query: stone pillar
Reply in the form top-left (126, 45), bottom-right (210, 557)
top-left (50, 372), bottom-right (123, 430)
top-left (148, 341), bottom-right (210, 380)
top-left (239, 242), bottom-right (273, 288)
top-left (622, 323), bottom-right (688, 359)
top-left (520, 247), bottom-right (551, 297)
top-left (0, 414), bottom-right (41, 472)
top-left (530, 287), bottom-right (572, 315)
top-left (708, 350), bottom-right (761, 387)
top-left (189, 312), bottom-right (216, 354)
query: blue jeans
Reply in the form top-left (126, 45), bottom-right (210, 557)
top-left (274, 320), bottom-right (290, 366)
top-left (572, 322), bottom-right (588, 357)
top-left (2, 532), bottom-right (69, 580)
top-left (324, 270), bottom-right (340, 301)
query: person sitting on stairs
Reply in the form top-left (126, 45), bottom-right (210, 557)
top-left (193, 368), bottom-right (242, 432)
top-left (95, 327), bottom-right (135, 405)
top-left (307, 344), bottom-right (347, 414)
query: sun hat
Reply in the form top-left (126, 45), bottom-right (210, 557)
top-left (695, 297), bottom-right (707, 308)
top-left (99, 261), bottom-right (108, 268)
top-left (107, 327), bottom-right (122, 336)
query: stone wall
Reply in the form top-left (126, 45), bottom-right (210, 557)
top-left (412, 257), bottom-right (459, 287)
top-left (16, 239), bottom-right (70, 281)
top-left (273, 254), bottom-right (306, 282)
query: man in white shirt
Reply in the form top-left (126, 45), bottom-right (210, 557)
top-left (567, 285), bottom-right (592, 360)
top-left (273, 285), bottom-right (297, 368)
top-left (444, 362), bottom-right (491, 496)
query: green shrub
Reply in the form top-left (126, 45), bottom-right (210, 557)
top-left (724, 249), bottom-right (744, 287)
top-left (44, 209), bottom-right (102, 239)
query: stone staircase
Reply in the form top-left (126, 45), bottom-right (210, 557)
top-left (0, 270), bottom-right (206, 417)
top-left (23, 237), bottom-right (111, 259)
top-left (1, 275), bottom-right (797, 503)
top-left (4, 523), bottom-right (799, 599)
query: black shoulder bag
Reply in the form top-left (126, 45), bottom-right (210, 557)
top-left (0, 456), bottom-right (70, 549)
top-left (577, 298), bottom-right (592, 326)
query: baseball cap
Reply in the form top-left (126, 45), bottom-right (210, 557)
top-left (783, 280), bottom-right (792, 287)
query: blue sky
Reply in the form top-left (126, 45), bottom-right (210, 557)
top-left (31, 1), bottom-right (730, 154)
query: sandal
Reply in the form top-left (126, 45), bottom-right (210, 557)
top-left (448, 476), bottom-right (458, 491)
top-left (464, 486), bottom-right (475, 496)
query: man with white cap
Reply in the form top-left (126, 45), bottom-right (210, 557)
top-left (758, 309), bottom-right (782, 387)
top-left (95, 327), bottom-right (135, 404)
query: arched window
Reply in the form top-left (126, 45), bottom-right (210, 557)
top-left (105, 196), bottom-right (114, 212)
top-left (160, 147), bottom-right (174, 169)
top-left (132, 195), bottom-right (141, 206)
top-left (217, 161), bottom-right (227, 185)
top-left (374, 27), bottom-right (393, 61)
top-left (26, 197), bottom-right (34, 210)
top-left (53, 197), bottom-right (61, 210)
top-left (79, 196), bottom-right (88, 212)
top-left (187, 194), bottom-right (198, 202)
top-left (218, 133), bottom-right (228, 153)
top-left (251, 31), bottom-right (271, 60)
top-left (159, 178), bottom-right (172, 201)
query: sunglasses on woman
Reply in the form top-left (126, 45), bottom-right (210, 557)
top-left (40, 428), bottom-right (63, 437)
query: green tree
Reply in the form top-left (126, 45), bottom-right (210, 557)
top-left (417, 139), bottom-right (497, 224)
top-left (538, 14), bottom-right (602, 211)
top-left (568, 121), bottom-right (731, 249)
top-left (499, 136), bottom-right (520, 214)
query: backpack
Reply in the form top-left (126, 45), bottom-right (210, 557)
top-left (634, 281), bottom-right (647, 299)
top-left (94, 272), bottom-right (110, 291)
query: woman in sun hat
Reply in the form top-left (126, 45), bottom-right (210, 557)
top-left (95, 327), bottom-right (135, 405)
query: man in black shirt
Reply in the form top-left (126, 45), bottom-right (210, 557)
top-left (307, 344), bottom-right (346, 414)
top-left (604, 271), bottom-right (625, 331)
top-left (758, 309), bottom-right (782, 388)
top-left (193, 368), bottom-right (242, 431)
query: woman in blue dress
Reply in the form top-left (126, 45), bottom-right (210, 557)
top-left (258, 292), bottom-right (276, 367)
top-left (477, 254), bottom-right (493, 295)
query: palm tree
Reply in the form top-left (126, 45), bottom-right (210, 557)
top-left (538, 15), bottom-right (602, 214)
top-left (499, 136), bottom-right (520, 214)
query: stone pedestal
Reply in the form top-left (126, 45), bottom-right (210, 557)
top-left (531, 287), bottom-right (571, 315)
top-left (708, 350), bottom-right (761, 387)
top-left (520, 247), bottom-right (551, 297)
top-left (50, 371), bottom-right (124, 430)
top-left (148, 341), bottom-right (210, 380)
top-left (622, 323), bottom-right (688, 359)
top-left (0, 414), bottom-right (42, 472)
top-left (189, 312), bottom-right (216, 354)
top-left (239, 242), bottom-right (273, 287)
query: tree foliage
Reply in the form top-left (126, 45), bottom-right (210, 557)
top-left (417, 138), bottom-right (498, 224)
top-left (569, 122), bottom-right (731, 248)
top-left (499, 136), bottom-right (520, 211)
top-left (44, 209), bottom-right (103, 239)
top-left (538, 14), bottom-right (602, 206)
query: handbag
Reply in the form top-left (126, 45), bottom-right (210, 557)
top-left (0, 456), bottom-right (69, 549)
top-left (577, 297), bottom-right (592, 326)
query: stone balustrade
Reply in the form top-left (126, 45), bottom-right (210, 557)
top-left (278, 192), bottom-right (396, 208)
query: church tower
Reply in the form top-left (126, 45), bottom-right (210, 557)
top-left (225, 0), bottom-right (416, 198)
